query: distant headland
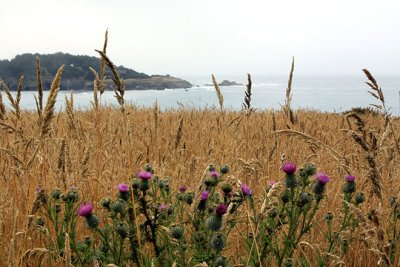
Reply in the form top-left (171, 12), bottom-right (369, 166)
top-left (205, 80), bottom-right (243, 87)
top-left (0, 53), bottom-right (192, 91)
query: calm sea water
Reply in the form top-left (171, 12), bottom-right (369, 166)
top-left (6, 75), bottom-right (400, 115)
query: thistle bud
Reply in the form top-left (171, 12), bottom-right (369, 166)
top-left (65, 190), bottom-right (79, 203)
top-left (55, 204), bottom-right (61, 213)
top-left (111, 200), bottom-right (125, 213)
top-left (100, 198), bottom-right (111, 209)
top-left (355, 192), bottom-right (365, 205)
top-left (209, 165), bottom-right (216, 172)
top-left (132, 178), bottom-right (140, 189)
top-left (220, 165), bottom-right (229, 174)
top-left (213, 256), bottom-right (228, 267)
top-left (343, 181), bottom-right (356, 194)
top-left (297, 192), bottom-right (312, 207)
top-left (206, 215), bottom-right (223, 231)
top-left (51, 188), bottom-right (62, 200)
top-left (140, 180), bottom-right (150, 191)
top-left (205, 177), bottom-right (218, 187)
top-left (36, 217), bottom-right (45, 226)
top-left (84, 236), bottom-right (92, 246)
top-left (185, 192), bottom-right (194, 205)
top-left (171, 225), bottom-right (184, 239)
top-left (325, 211), bottom-right (334, 222)
top-left (281, 189), bottom-right (290, 203)
top-left (285, 174), bottom-right (298, 189)
top-left (115, 223), bottom-right (129, 239)
top-left (268, 207), bottom-right (278, 218)
top-left (210, 233), bottom-right (225, 252)
top-left (144, 164), bottom-right (153, 172)
top-left (301, 163), bottom-right (317, 176)
top-left (222, 184), bottom-right (233, 195)
top-left (85, 214), bottom-right (100, 229)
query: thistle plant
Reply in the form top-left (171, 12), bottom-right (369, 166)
top-left (243, 161), bottom-right (332, 266)
top-left (317, 174), bottom-right (366, 266)
top-left (31, 163), bottom-right (340, 266)
top-left (30, 186), bottom-right (106, 266)
top-left (185, 164), bottom-right (249, 266)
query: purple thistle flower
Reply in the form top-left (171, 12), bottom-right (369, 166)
top-left (138, 171), bottom-right (152, 180)
top-left (36, 186), bottom-right (44, 193)
top-left (215, 204), bottom-right (228, 216)
top-left (158, 204), bottom-right (168, 211)
top-left (117, 183), bottom-right (129, 193)
top-left (201, 191), bottom-right (209, 201)
top-left (268, 180), bottom-right (277, 186)
top-left (178, 185), bottom-right (188, 193)
top-left (78, 203), bottom-right (93, 217)
top-left (282, 162), bottom-right (297, 175)
top-left (70, 184), bottom-right (77, 190)
top-left (241, 184), bottom-right (253, 196)
top-left (316, 172), bottom-right (330, 184)
top-left (210, 170), bottom-right (220, 178)
top-left (345, 175), bottom-right (356, 182)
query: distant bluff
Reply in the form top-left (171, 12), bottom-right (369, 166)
top-left (0, 53), bottom-right (192, 90)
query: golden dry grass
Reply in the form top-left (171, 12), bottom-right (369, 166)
top-left (0, 100), bottom-right (399, 265)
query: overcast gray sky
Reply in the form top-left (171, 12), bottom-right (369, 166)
top-left (1, 0), bottom-right (400, 76)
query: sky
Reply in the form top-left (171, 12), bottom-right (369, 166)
top-left (1, 0), bottom-right (400, 76)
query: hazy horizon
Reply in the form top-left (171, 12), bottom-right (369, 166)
top-left (1, 0), bottom-right (400, 77)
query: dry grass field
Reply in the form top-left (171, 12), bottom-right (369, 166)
top-left (0, 92), bottom-right (399, 266)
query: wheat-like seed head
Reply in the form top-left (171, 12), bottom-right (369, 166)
top-left (212, 74), bottom-right (224, 112)
top-left (174, 115), bottom-right (184, 149)
top-left (0, 92), bottom-right (6, 120)
top-left (41, 65), bottom-right (64, 138)
top-left (89, 67), bottom-right (101, 109)
top-left (153, 99), bottom-right (159, 142)
top-left (99, 29), bottom-right (108, 95)
top-left (281, 57), bottom-right (297, 125)
top-left (21, 248), bottom-right (50, 266)
top-left (242, 73), bottom-right (253, 116)
top-left (0, 77), bottom-right (23, 124)
top-left (35, 56), bottom-right (44, 114)
top-left (95, 50), bottom-right (125, 111)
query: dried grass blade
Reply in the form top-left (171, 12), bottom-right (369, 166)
top-left (242, 73), bottom-right (253, 115)
top-left (95, 50), bottom-right (125, 110)
top-left (41, 65), bottom-right (64, 138)
top-left (65, 92), bottom-right (75, 132)
top-left (89, 67), bottom-right (100, 109)
top-left (15, 76), bottom-right (23, 119)
top-left (362, 69), bottom-right (378, 89)
top-left (1, 79), bottom-right (20, 120)
top-left (0, 92), bottom-right (6, 120)
top-left (36, 56), bottom-right (44, 113)
top-left (212, 74), bottom-right (224, 112)
top-left (175, 115), bottom-right (184, 149)
top-left (282, 57), bottom-right (296, 124)
top-left (286, 57), bottom-right (294, 100)
top-left (99, 29), bottom-right (108, 94)
top-left (363, 68), bottom-right (384, 104)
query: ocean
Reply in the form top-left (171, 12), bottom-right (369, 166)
top-left (5, 75), bottom-right (400, 115)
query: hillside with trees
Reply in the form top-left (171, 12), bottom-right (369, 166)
top-left (0, 53), bottom-right (191, 90)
